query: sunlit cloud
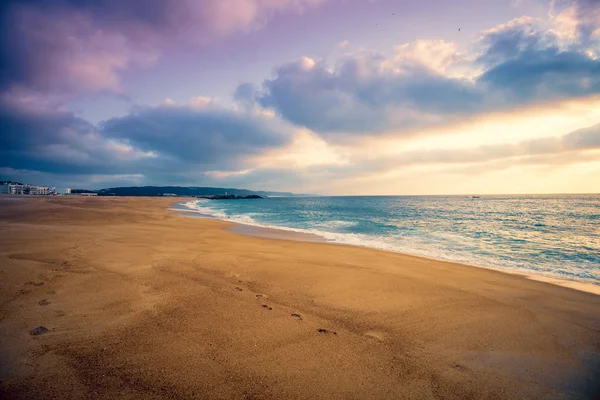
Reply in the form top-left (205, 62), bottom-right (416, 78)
top-left (251, 129), bottom-right (350, 168)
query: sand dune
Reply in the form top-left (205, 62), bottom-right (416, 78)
top-left (0, 196), bottom-right (599, 399)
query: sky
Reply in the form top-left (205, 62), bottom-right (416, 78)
top-left (0, 0), bottom-right (599, 195)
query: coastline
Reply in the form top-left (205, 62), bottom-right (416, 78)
top-left (173, 202), bottom-right (600, 296)
top-left (2, 196), bottom-right (599, 399)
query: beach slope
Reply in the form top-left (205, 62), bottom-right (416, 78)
top-left (0, 197), bottom-right (599, 399)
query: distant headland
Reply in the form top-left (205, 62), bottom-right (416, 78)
top-left (68, 186), bottom-right (317, 198)
top-left (197, 194), bottom-right (263, 200)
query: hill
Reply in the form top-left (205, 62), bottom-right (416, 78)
top-left (93, 186), bottom-right (315, 197)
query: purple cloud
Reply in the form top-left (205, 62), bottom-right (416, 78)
top-left (551, 0), bottom-right (600, 44)
top-left (0, 0), bottom-right (328, 96)
top-left (243, 4), bottom-right (600, 137)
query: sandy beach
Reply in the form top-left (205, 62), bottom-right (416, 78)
top-left (0, 196), bottom-right (599, 399)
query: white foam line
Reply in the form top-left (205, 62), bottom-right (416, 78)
top-left (171, 200), bottom-right (600, 292)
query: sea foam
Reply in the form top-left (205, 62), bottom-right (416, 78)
top-left (173, 196), bottom-right (600, 286)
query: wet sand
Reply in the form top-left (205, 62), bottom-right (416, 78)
top-left (227, 224), bottom-right (327, 243)
top-left (0, 196), bottom-right (599, 399)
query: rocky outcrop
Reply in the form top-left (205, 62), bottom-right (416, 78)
top-left (197, 194), bottom-right (264, 200)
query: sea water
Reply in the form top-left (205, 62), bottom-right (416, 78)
top-left (176, 195), bottom-right (600, 286)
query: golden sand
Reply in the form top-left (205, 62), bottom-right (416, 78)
top-left (0, 196), bottom-right (599, 399)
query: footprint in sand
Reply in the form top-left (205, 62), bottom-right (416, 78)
top-left (29, 326), bottom-right (49, 336)
top-left (25, 281), bottom-right (44, 287)
top-left (38, 299), bottom-right (51, 306)
top-left (261, 304), bottom-right (273, 311)
top-left (317, 328), bottom-right (337, 335)
top-left (451, 363), bottom-right (469, 372)
top-left (291, 313), bottom-right (303, 321)
top-left (255, 294), bottom-right (268, 300)
top-left (234, 287), bottom-right (243, 292)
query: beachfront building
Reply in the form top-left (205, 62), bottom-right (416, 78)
top-left (27, 185), bottom-right (49, 195)
top-left (66, 189), bottom-right (98, 196)
top-left (0, 183), bottom-right (50, 195)
top-left (11, 184), bottom-right (24, 194)
top-left (0, 183), bottom-right (24, 194)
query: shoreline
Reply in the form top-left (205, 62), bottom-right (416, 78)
top-left (172, 201), bottom-right (600, 296)
top-left (2, 196), bottom-right (599, 399)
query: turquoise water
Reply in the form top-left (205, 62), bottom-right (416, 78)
top-left (177, 195), bottom-right (600, 285)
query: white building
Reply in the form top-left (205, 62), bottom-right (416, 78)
top-left (0, 183), bottom-right (50, 195)
top-left (5, 184), bottom-right (24, 195)
top-left (65, 188), bottom-right (71, 194)
top-left (27, 185), bottom-right (49, 195)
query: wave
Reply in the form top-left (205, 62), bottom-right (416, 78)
top-left (312, 220), bottom-right (358, 230)
top-left (173, 200), bottom-right (600, 286)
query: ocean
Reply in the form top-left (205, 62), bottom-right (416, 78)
top-left (176, 195), bottom-right (600, 286)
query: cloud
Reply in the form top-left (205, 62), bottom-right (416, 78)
top-left (242, 3), bottom-right (600, 137)
top-left (0, 0), bottom-right (328, 96)
top-left (550, 0), bottom-right (600, 45)
top-left (253, 52), bottom-right (482, 135)
top-left (181, 119), bottom-right (600, 193)
top-left (0, 95), bottom-right (293, 185)
top-left (233, 83), bottom-right (258, 110)
top-left (562, 121), bottom-right (600, 148)
top-left (477, 12), bottom-right (600, 104)
top-left (0, 94), bottom-right (160, 176)
top-left (0, 1), bottom-right (159, 96)
top-left (100, 100), bottom-right (293, 169)
top-left (2, 0), bottom-right (599, 194)
top-left (338, 121), bottom-right (600, 179)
